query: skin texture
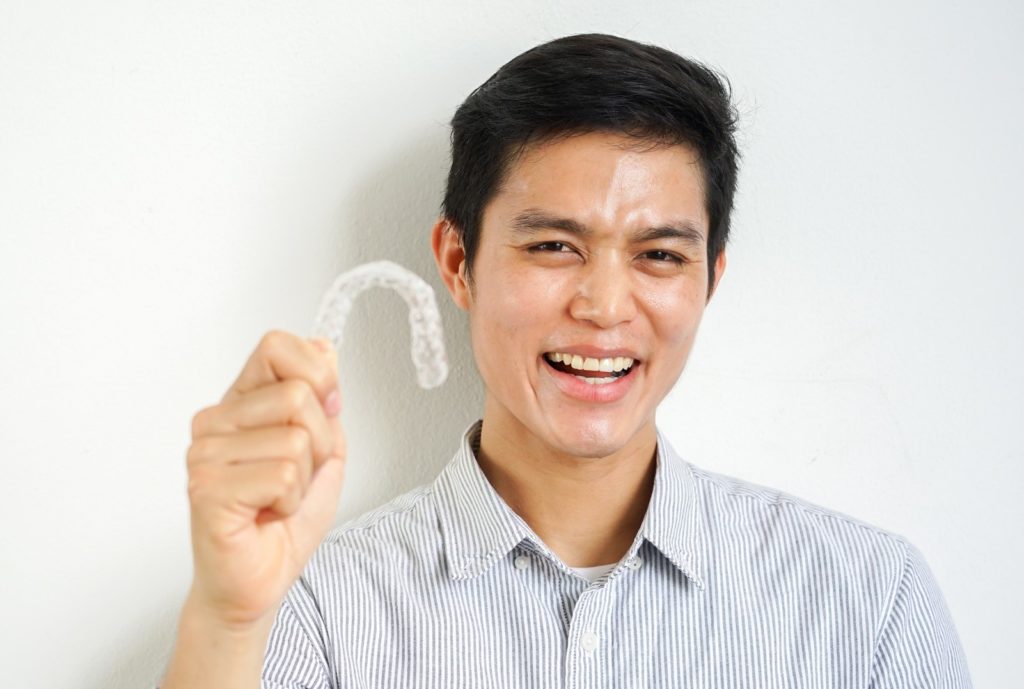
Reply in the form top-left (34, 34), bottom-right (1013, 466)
top-left (432, 131), bottom-right (726, 567)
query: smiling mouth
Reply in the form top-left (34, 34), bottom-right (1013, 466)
top-left (543, 352), bottom-right (637, 384)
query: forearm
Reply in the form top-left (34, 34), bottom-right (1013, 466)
top-left (159, 591), bottom-right (278, 689)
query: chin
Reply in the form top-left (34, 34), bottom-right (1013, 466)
top-left (542, 417), bottom-right (634, 459)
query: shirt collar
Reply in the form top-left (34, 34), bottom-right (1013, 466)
top-left (432, 420), bottom-right (707, 591)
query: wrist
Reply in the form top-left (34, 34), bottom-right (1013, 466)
top-left (181, 585), bottom-right (280, 637)
top-left (158, 590), bottom-right (281, 689)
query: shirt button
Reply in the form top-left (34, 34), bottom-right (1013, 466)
top-left (580, 631), bottom-right (600, 652)
top-left (514, 554), bottom-right (531, 570)
top-left (627, 556), bottom-right (643, 570)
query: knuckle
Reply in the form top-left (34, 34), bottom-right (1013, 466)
top-left (186, 437), bottom-right (213, 466)
top-left (281, 378), bottom-right (312, 411)
top-left (186, 464), bottom-right (215, 502)
top-left (283, 426), bottom-right (310, 458)
top-left (277, 460), bottom-right (299, 488)
top-left (260, 329), bottom-right (289, 356)
top-left (190, 406), bottom-right (212, 438)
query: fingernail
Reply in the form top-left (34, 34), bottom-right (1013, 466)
top-left (324, 389), bottom-right (341, 416)
top-left (312, 337), bottom-right (331, 353)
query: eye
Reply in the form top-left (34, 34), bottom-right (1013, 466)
top-left (643, 250), bottom-right (685, 264)
top-left (528, 242), bottom-right (573, 253)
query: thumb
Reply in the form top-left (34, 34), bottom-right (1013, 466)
top-left (307, 456), bottom-right (346, 518)
top-left (291, 456), bottom-right (347, 557)
top-left (328, 414), bottom-right (346, 458)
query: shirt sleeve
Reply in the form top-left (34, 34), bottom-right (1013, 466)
top-left (261, 578), bottom-right (334, 689)
top-left (868, 540), bottom-right (973, 689)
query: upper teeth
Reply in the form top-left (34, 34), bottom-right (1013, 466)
top-left (545, 352), bottom-right (635, 373)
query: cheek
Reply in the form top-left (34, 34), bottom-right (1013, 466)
top-left (646, 282), bottom-right (707, 352)
top-left (479, 266), bottom-right (563, 329)
top-left (469, 270), bottom-right (558, 371)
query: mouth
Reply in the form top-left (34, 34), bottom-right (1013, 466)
top-left (542, 351), bottom-right (638, 385)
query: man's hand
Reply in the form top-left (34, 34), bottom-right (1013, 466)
top-left (185, 330), bottom-right (347, 628)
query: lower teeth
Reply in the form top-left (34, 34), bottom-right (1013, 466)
top-left (573, 375), bottom-right (618, 386)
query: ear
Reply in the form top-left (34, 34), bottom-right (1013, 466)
top-left (706, 250), bottom-right (727, 303)
top-left (431, 217), bottom-right (471, 311)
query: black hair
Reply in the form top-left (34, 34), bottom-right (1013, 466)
top-left (441, 33), bottom-right (740, 296)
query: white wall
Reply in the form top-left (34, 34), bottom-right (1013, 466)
top-left (1, 1), bottom-right (1019, 687)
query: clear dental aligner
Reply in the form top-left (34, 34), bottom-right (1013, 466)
top-left (311, 261), bottom-right (449, 390)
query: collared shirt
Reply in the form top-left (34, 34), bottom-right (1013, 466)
top-left (262, 420), bottom-right (972, 689)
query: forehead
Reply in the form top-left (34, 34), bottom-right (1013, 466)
top-left (486, 131), bottom-right (709, 235)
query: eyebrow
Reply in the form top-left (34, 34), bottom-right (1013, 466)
top-left (509, 209), bottom-right (705, 247)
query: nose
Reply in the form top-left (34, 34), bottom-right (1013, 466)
top-left (568, 255), bottom-right (638, 328)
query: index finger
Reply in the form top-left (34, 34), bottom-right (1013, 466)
top-left (223, 330), bottom-right (339, 407)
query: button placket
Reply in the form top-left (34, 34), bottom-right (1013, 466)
top-left (564, 586), bottom-right (616, 688)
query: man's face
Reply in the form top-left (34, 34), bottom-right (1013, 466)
top-left (438, 130), bottom-right (724, 460)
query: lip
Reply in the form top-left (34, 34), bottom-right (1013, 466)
top-left (540, 355), bottom-right (640, 403)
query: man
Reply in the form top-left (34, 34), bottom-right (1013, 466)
top-left (161, 34), bottom-right (972, 688)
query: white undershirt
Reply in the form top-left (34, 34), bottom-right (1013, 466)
top-left (571, 562), bottom-right (617, 583)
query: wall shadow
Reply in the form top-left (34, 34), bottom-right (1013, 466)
top-left (327, 128), bottom-right (484, 521)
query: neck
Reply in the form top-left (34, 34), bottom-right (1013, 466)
top-left (475, 408), bottom-right (658, 569)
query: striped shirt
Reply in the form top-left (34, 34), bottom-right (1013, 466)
top-left (262, 420), bottom-right (972, 688)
